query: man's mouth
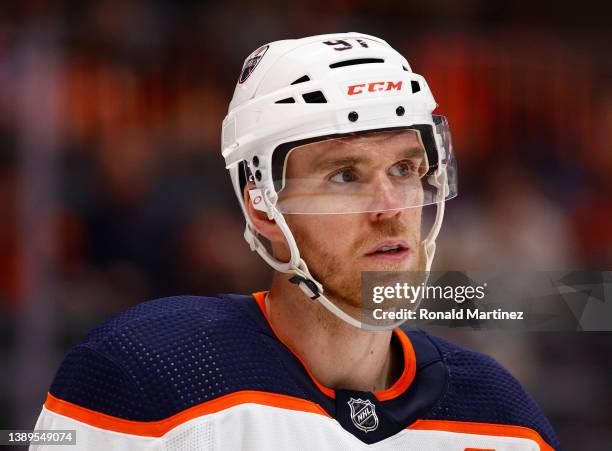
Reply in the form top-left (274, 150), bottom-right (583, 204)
top-left (364, 240), bottom-right (411, 260)
top-left (372, 245), bottom-right (405, 254)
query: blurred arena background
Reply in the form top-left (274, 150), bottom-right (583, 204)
top-left (0, 1), bottom-right (610, 449)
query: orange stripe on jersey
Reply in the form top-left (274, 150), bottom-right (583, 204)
top-left (252, 291), bottom-right (417, 402)
top-left (252, 291), bottom-right (335, 398)
top-left (409, 420), bottom-right (554, 451)
top-left (45, 390), bottom-right (330, 437)
top-left (376, 327), bottom-right (416, 401)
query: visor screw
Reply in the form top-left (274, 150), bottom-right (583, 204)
top-left (255, 170), bottom-right (262, 181)
top-left (348, 111), bottom-right (358, 122)
top-left (252, 156), bottom-right (259, 167)
top-left (396, 106), bottom-right (405, 116)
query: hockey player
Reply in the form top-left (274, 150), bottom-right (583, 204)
top-left (31, 33), bottom-right (560, 450)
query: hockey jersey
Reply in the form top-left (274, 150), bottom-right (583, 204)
top-left (31, 292), bottom-right (560, 450)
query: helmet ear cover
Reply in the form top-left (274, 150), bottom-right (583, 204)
top-left (269, 125), bottom-right (439, 194)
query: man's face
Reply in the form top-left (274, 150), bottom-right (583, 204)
top-left (276, 130), bottom-right (427, 308)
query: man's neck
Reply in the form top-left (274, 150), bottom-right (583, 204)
top-left (265, 273), bottom-right (403, 393)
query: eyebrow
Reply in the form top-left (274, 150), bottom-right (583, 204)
top-left (310, 146), bottom-right (424, 173)
top-left (311, 156), bottom-right (369, 172)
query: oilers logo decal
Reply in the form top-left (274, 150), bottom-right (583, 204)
top-left (239, 45), bottom-right (269, 84)
top-left (348, 398), bottom-right (379, 433)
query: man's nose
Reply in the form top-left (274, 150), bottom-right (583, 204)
top-left (367, 173), bottom-right (404, 220)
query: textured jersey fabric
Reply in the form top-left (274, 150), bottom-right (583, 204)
top-left (31, 293), bottom-right (560, 450)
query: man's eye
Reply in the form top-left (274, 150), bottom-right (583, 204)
top-left (389, 161), bottom-right (418, 177)
top-left (329, 168), bottom-right (358, 183)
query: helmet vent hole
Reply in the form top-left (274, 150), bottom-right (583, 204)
top-left (329, 58), bottom-right (384, 69)
top-left (291, 75), bottom-right (311, 85)
top-left (302, 91), bottom-right (327, 103)
top-left (402, 65), bottom-right (409, 71)
top-left (275, 97), bottom-right (296, 104)
top-left (411, 80), bottom-right (421, 93)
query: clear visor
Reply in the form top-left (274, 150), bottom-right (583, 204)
top-left (273, 119), bottom-right (457, 215)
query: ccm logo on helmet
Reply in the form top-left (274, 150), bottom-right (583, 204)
top-left (347, 81), bottom-right (402, 96)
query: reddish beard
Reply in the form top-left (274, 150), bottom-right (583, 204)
top-left (287, 215), bottom-right (423, 312)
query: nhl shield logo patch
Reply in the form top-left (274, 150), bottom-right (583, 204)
top-left (239, 45), bottom-right (269, 84)
top-left (347, 398), bottom-right (379, 433)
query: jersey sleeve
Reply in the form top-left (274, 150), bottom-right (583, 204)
top-left (424, 334), bottom-right (561, 450)
top-left (30, 406), bottom-right (163, 451)
top-left (28, 294), bottom-right (269, 451)
top-left (48, 345), bottom-right (152, 419)
top-left (30, 345), bottom-right (167, 450)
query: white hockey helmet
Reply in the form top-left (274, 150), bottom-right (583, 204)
top-left (221, 32), bottom-right (457, 329)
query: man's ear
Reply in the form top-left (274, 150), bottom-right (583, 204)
top-left (243, 182), bottom-right (287, 244)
